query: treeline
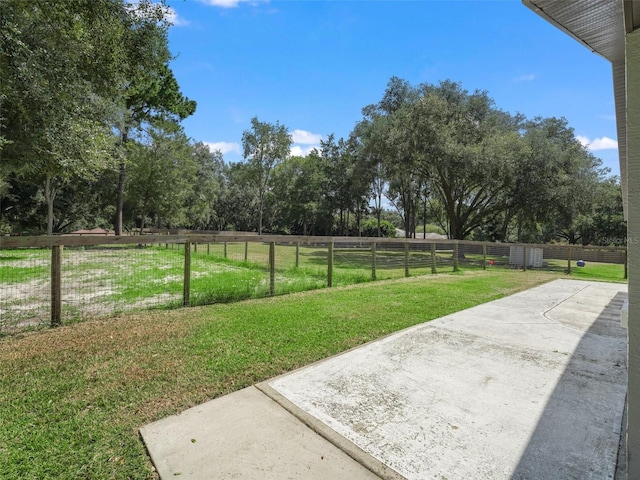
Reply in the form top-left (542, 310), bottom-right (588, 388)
top-left (352, 77), bottom-right (626, 245)
top-left (1, 0), bottom-right (195, 235)
top-left (0, 3), bottom-right (625, 245)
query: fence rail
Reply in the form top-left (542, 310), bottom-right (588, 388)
top-left (0, 234), bottom-right (627, 333)
top-left (0, 233), bottom-right (631, 251)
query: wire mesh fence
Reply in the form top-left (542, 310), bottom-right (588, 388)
top-left (0, 234), bottom-right (627, 333)
top-left (62, 245), bottom-right (186, 318)
top-left (0, 247), bottom-right (51, 330)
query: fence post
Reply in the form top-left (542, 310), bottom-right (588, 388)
top-left (295, 242), bottom-right (300, 268)
top-left (51, 245), bottom-right (63, 327)
top-left (522, 245), bottom-right (527, 272)
top-left (431, 242), bottom-right (437, 274)
top-left (567, 246), bottom-right (572, 275)
top-left (207, 243), bottom-right (210, 255)
top-left (371, 242), bottom-right (377, 281)
top-left (224, 242), bottom-right (227, 259)
top-left (327, 242), bottom-right (333, 287)
top-left (453, 241), bottom-right (459, 272)
top-left (404, 241), bottom-right (410, 277)
top-left (183, 240), bottom-right (191, 306)
top-left (269, 242), bottom-right (275, 296)
top-left (244, 242), bottom-right (248, 261)
top-left (482, 243), bottom-right (487, 270)
top-left (194, 242), bottom-right (197, 253)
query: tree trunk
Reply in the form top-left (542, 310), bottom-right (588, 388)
top-left (355, 205), bottom-right (361, 237)
top-left (258, 190), bottom-right (264, 235)
top-left (44, 175), bottom-right (55, 235)
top-left (115, 127), bottom-right (130, 236)
top-left (115, 162), bottom-right (125, 235)
top-left (139, 205), bottom-right (146, 235)
top-left (376, 185), bottom-right (383, 237)
top-left (448, 208), bottom-right (460, 239)
top-left (410, 201), bottom-right (417, 238)
top-left (499, 210), bottom-right (514, 242)
top-left (346, 210), bottom-right (350, 236)
top-left (423, 198), bottom-right (427, 239)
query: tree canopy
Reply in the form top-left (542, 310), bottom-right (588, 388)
top-left (350, 77), bottom-right (617, 243)
top-left (241, 117), bottom-right (292, 234)
top-left (0, 0), bottom-right (195, 234)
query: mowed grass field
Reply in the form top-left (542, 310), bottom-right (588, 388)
top-left (0, 242), bottom-right (459, 331)
top-left (0, 269), bottom-right (574, 479)
top-left (0, 242), bottom-right (626, 332)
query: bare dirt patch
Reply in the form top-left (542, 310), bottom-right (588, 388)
top-left (0, 308), bottom-right (201, 363)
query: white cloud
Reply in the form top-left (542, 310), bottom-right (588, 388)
top-left (198, 0), bottom-right (267, 8)
top-left (589, 136), bottom-right (618, 150)
top-left (291, 129), bottom-right (323, 145)
top-left (164, 6), bottom-right (189, 26)
top-left (204, 142), bottom-right (242, 155)
top-left (290, 145), bottom-right (319, 157)
top-left (576, 135), bottom-right (590, 148)
top-left (512, 73), bottom-right (536, 82)
top-left (577, 135), bottom-right (618, 151)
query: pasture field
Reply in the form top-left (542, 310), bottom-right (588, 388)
top-left (0, 242), bottom-right (454, 331)
top-left (0, 241), bottom-right (625, 332)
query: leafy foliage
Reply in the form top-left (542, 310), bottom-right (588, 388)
top-left (241, 117), bottom-right (292, 234)
top-left (0, 0), bottom-right (196, 235)
top-left (361, 218), bottom-right (397, 237)
top-left (352, 77), bottom-right (623, 244)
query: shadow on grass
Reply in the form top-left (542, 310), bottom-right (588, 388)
top-left (301, 248), bottom-right (457, 271)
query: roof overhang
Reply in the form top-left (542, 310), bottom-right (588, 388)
top-left (522, 0), bottom-right (640, 219)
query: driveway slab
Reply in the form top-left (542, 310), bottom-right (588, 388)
top-left (269, 280), bottom-right (627, 480)
top-left (140, 386), bottom-right (382, 479)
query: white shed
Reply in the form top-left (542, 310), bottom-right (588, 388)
top-left (509, 246), bottom-right (543, 268)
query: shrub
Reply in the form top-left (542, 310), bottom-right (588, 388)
top-left (361, 218), bottom-right (397, 238)
top-left (416, 223), bottom-right (446, 235)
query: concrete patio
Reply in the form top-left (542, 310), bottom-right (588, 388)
top-left (140, 279), bottom-right (628, 479)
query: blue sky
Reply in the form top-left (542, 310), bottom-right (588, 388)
top-left (164, 0), bottom-right (620, 176)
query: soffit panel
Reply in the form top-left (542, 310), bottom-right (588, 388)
top-left (523, 0), bottom-right (624, 62)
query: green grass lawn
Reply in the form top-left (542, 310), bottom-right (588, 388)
top-left (0, 270), bottom-right (558, 479)
top-left (543, 258), bottom-right (627, 282)
top-left (0, 248), bottom-right (49, 284)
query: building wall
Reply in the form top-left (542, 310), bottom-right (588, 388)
top-left (625, 27), bottom-right (640, 476)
